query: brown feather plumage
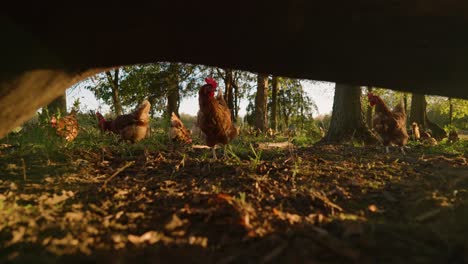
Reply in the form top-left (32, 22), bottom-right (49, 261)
top-left (197, 83), bottom-right (238, 148)
top-left (96, 100), bottom-right (151, 143)
top-left (170, 112), bottom-right (192, 144)
top-left (51, 111), bottom-right (79, 142)
top-left (368, 94), bottom-right (408, 148)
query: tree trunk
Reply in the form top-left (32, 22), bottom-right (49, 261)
top-left (449, 97), bottom-right (453, 126)
top-left (322, 83), bottom-right (377, 144)
top-left (224, 69), bottom-right (235, 121)
top-left (105, 69), bottom-right (123, 115)
top-left (254, 74), bottom-right (269, 132)
top-left (47, 93), bottom-right (67, 115)
top-left (410, 93), bottom-right (447, 140)
top-left (233, 81), bottom-right (239, 120)
top-left (409, 93), bottom-right (426, 128)
top-left (271, 76), bottom-right (279, 131)
top-left (366, 87), bottom-right (373, 128)
top-left (166, 64), bottom-right (180, 118)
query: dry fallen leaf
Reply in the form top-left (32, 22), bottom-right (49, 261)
top-left (368, 204), bottom-right (378, 212)
top-left (165, 214), bottom-right (188, 231)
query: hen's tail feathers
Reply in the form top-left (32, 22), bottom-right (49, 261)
top-left (96, 112), bottom-right (106, 121)
top-left (171, 112), bottom-right (182, 127)
top-left (134, 100), bottom-right (151, 119)
top-left (393, 99), bottom-right (406, 115)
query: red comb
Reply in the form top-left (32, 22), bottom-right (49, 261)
top-left (205, 77), bottom-right (217, 89)
top-left (367, 92), bottom-right (374, 98)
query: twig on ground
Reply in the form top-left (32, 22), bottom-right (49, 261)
top-left (21, 158), bottom-right (27, 181)
top-left (100, 161), bottom-right (135, 191)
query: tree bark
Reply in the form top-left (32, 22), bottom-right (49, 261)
top-left (166, 64), bottom-right (180, 118)
top-left (271, 76), bottom-right (279, 131)
top-left (410, 93), bottom-right (447, 140)
top-left (105, 69), bottom-right (123, 115)
top-left (409, 93), bottom-right (426, 128)
top-left (322, 83), bottom-right (377, 144)
top-left (224, 69), bottom-right (235, 121)
top-left (449, 97), bottom-right (453, 126)
top-left (233, 81), bottom-right (239, 120)
top-left (46, 93), bottom-right (67, 115)
top-left (366, 87), bottom-right (373, 128)
top-left (254, 74), bottom-right (269, 132)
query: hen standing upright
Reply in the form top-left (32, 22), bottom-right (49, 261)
top-left (368, 93), bottom-right (409, 154)
top-left (95, 100), bottom-right (151, 143)
top-left (50, 110), bottom-right (79, 142)
top-left (197, 77), bottom-right (238, 159)
top-left (169, 112), bottom-right (192, 144)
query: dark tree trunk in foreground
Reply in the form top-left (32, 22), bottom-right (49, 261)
top-left (47, 93), bottom-right (67, 115)
top-left (271, 76), bottom-right (279, 131)
top-left (322, 83), bottom-right (377, 144)
top-left (106, 69), bottom-right (123, 116)
top-left (410, 93), bottom-right (447, 140)
top-left (409, 93), bottom-right (426, 128)
top-left (254, 74), bottom-right (269, 132)
top-left (366, 87), bottom-right (373, 128)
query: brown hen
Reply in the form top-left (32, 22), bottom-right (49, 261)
top-left (197, 77), bottom-right (238, 159)
top-left (96, 100), bottom-right (151, 143)
top-left (50, 110), bottom-right (79, 142)
top-left (368, 93), bottom-right (408, 154)
top-left (169, 112), bottom-right (192, 144)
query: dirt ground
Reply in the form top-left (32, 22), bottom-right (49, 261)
top-left (0, 141), bottom-right (467, 263)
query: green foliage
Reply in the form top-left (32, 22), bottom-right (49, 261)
top-left (84, 62), bottom-right (206, 117)
top-left (427, 96), bottom-right (468, 130)
top-left (244, 76), bottom-right (319, 136)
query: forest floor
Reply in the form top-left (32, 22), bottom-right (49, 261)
top-left (0, 129), bottom-right (467, 264)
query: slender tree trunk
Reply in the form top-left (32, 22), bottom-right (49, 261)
top-left (322, 83), bottom-right (377, 144)
top-left (233, 82), bottom-right (239, 120)
top-left (449, 97), bottom-right (453, 126)
top-left (105, 69), bottom-right (123, 115)
top-left (255, 74), bottom-right (269, 132)
top-left (47, 93), bottom-right (67, 115)
top-left (366, 87), bottom-right (373, 128)
top-left (271, 76), bottom-right (279, 131)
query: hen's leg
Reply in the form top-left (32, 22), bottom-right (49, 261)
top-left (400, 146), bottom-right (406, 155)
top-left (212, 147), bottom-right (217, 160)
top-left (223, 145), bottom-right (228, 159)
top-left (385, 146), bottom-right (390, 153)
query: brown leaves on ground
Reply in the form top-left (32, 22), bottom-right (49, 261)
top-left (0, 142), bottom-right (467, 263)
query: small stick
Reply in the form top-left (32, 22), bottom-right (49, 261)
top-left (100, 161), bottom-right (135, 191)
top-left (21, 158), bottom-right (27, 181)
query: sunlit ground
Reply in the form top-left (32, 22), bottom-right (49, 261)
top-left (0, 118), bottom-right (467, 263)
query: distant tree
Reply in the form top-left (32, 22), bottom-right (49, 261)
top-left (270, 76), bottom-right (279, 131)
top-left (214, 68), bottom-right (255, 121)
top-left (166, 63), bottom-right (180, 118)
top-left (275, 78), bottom-right (317, 132)
top-left (255, 74), bottom-right (269, 132)
top-left (105, 69), bottom-right (124, 115)
top-left (322, 83), bottom-right (377, 144)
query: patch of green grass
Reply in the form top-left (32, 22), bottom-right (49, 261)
top-left (291, 135), bottom-right (318, 147)
top-left (421, 140), bottom-right (467, 156)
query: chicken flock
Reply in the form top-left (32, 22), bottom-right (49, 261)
top-left (49, 79), bottom-right (455, 157)
top-left (50, 77), bottom-right (238, 159)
